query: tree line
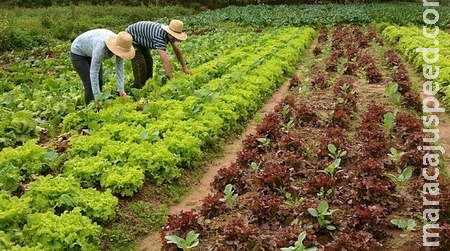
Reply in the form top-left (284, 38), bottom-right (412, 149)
top-left (2, 0), bottom-right (423, 9)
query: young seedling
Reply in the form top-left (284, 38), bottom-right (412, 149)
top-left (340, 84), bottom-right (350, 94)
top-left (327, 144), bottom-right (347, 160)
top-left (385, 167), bottom-right (412, 190)
top-left (388, 147), bottom-right (404, 164)
top-left (165, 230), bottom-right (200, 251)
top-left (390, 219), bottom-right (416, 237)
top-left (282, 117), bottom-right (295, 132)
top-left (337, 57), bottom-right (348, 75)
top-left (317, 187), bottom-right (332, 199)
top-left (257, 137), bottom-right (270, 148)
top-left (339, 84), bottom-right (355, 95)
top-left (326, 110), bottom-right (334, 124)
top-left (307, 201), bottom-right (337, 231)
top-left (278, 187), bottom-right (305, 207)
top-left (323, 158), bottom-right (342, 176)
top-left (280, 104), bottom-right (291, 119)
top-left (249, 161), bottom-right (261, 174)
top-left (299, 77), bottom-right (310, 95)
top-left (382, 111), bottom-right (396, 134)
top-left (337, 97), bottom-right (348, 104)
top-left (388, 147), bottom-right (405, 173)
top-left (281, 231), bottom-right (318, 251)
top-left (384, 82), bottom-right (401, 107)
top-left (219, 184), bottom-right (238, 208)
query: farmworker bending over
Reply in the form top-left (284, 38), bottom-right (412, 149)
top-left (70, 29), bottom-right (135, 104)
top-left (126, 20), bottom-right (191, 88)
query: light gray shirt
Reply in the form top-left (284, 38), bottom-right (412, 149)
top-left (70, 29), bottom-right (125, 99)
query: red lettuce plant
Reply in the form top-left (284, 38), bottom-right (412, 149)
top-left (366, 64), bottom-right (383, 84)
top-left (256, 164), bottom-right (291, 192)
top-left (357, 158), bottom-right (385, 176)
top-left (384, 49), bottom-right (402, 68)
top-left (313, 46), bottom-right (323, 56)
top-left (326, 54), bottom-right (339, 72)
top-left (295, 105), bottom-right (320, 127)
top-left (401, 92), bottom-right (422, 113)
top-left (160, 210), bottom-right (202, 251)
top-left (250, 189), bottom-right (287, 225)
top-left (347, 204), bottom-right (389, 239)
top-left (332, 108), bottom-right (351, 129)
top-left (200, 191), bottom-right (230, 219)
top-left (310, 72), bottom-right (328, 89)
top-left (256, 113), bottom-right (283, 141)
top-left (324, 231), bottom-right (383, 251)
top-left (344, 61), bottom-right (358, 75)
top-left (318, 28), bottom-right (329, 44)
top-left (288, 75), bottom-right (301, 89)
top-left (214, 218), bottom-right (261, 251)
top-left (212, 162), bottom-right (250, 194)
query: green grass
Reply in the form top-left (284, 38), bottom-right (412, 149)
top-left (0, 4), bottom-right (196, 51)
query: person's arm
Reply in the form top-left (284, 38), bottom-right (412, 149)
top-left (157, 49), bottom-right (174, 79)
top-left (115, 56), bottom-right (127, 97)
top-left (170, 41), bottom-right (191, 75)
top-left (90, 45), bottom-right (104, 100)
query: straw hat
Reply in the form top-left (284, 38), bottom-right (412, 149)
top-left (162, 20), bottom-right (187, 41)
top-left (105, 31), bottom-right (135, 60)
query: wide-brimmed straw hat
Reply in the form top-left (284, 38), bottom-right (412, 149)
top-left (161, 20), bottom-right (187, 41)
top-left (105, 31), bottom-right (135, 60)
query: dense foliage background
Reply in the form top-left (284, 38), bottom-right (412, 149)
top-left (0, 2), bottom-right (449, 53)
top-left (2, 0), bottom-right (448, 9)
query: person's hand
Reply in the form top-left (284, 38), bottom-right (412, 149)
top-left (183, 67), bottom-right (192, 75)
top-left (118, 90), bottom-right (128, 97)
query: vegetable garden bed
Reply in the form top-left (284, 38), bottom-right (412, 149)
top-left (160, 25), bottom-right (450, 251)
top-left (1, 3), bottom-right (450, 251)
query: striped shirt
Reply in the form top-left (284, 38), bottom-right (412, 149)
top-left (70, 29), bottom-right (125, 98)
top-left (126, 21), bottom-right (169, 50)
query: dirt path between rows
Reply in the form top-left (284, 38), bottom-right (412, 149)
top-left (137, 70), bottom-right (299, 251)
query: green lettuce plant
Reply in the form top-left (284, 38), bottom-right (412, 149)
top-left (390, 218), bottom-right (416, 237)
top-left (308, 201), bottom-right (337, 230)
top-left (385, 167), bottom-right (412, 190)
top-left (219, 184), bottom-right (238, 208)
top-left (327, 144), bottom-right (347, 159)
top-left (165, 230), bottom-right (199, 251)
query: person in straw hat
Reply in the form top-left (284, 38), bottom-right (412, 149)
top-left (70, 29), bottom-right (135, 104)
top-left (126, 19), bottom-right (191, 88)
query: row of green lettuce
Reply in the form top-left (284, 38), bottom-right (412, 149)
top-left (0, 27), bottom-right (255, 149)
top-left (380, 25), bottom-right (450, 107)
top-left (0, 27), bottom-right (316, 250)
